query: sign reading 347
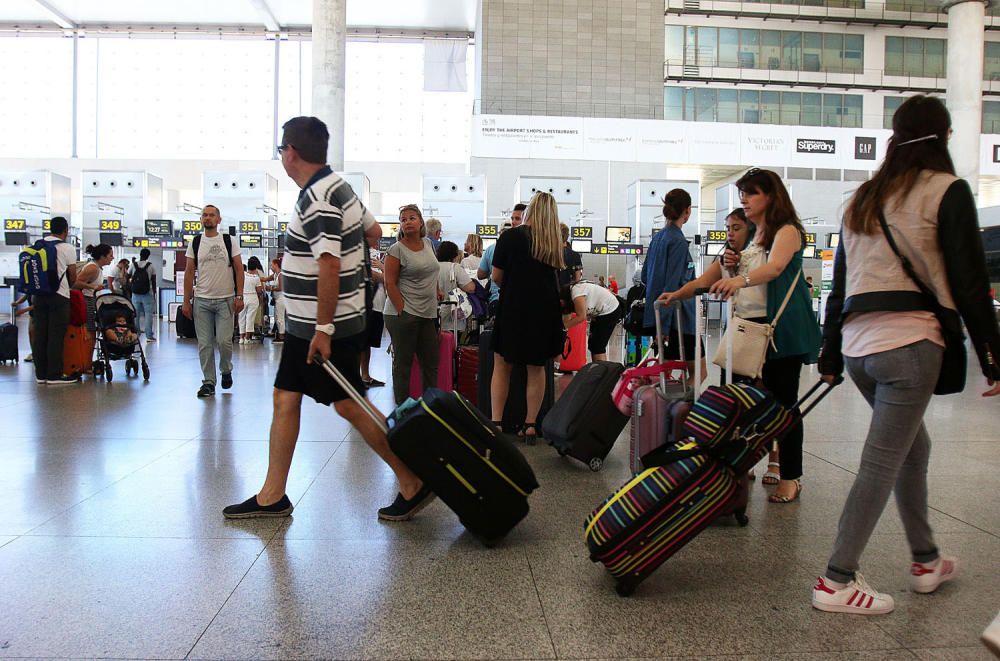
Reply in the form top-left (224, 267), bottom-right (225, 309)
top-left (4, 219), bottom-right (26, 231)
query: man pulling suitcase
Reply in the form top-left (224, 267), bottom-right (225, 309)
top-left (222, 116), bottom-right (435, 522)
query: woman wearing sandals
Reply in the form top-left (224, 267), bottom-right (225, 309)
top-left (657, 207), bottom-right (781, 484)
top-left (812, 95), bottom-right (1000, 615)
top-left (706, 168), bottom-right (822, 504)
top-left (489, 191), bottom-right (565, 442)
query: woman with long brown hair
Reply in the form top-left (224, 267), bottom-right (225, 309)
top-left (709, 168), bottom-right (821, 504)
top-left (490, 191), bottom-right (565, 441)
top-left (812, 95), bottom-right (1000, 616)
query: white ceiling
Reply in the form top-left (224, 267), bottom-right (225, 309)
top-left (0, 0), bottom-right (478, 32)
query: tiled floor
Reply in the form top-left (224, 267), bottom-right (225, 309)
top-left (1, 319), bottom-right (998, 660)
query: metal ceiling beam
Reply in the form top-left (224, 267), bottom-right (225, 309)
top-left (29, 0), bottom-right (75, 29)
top-left (248, 0), bottom-right (280, 32)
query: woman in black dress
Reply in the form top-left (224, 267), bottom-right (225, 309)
top-left (490, 191), bottom-right (566, 441)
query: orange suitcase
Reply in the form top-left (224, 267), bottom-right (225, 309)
top-left (63, 324), bottom-right (93, 377)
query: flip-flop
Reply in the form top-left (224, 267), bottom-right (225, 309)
top-left (768, 480), bottom-right (802, 504)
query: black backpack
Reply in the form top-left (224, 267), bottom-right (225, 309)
top-left (130, 263), bottom-right (152, 295)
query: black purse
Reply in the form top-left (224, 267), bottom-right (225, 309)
top-left (877, 211), bottom-right (967, 395)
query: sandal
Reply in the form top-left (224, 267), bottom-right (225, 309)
top-left (761, 462), bottom-right (780, 486)
top-left (521, 422), bottom-right (539, 446)
top-left (768, 479), bottom-right (802, 504)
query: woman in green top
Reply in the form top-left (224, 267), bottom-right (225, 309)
top-left (710, 168), bottom-right (822, 504)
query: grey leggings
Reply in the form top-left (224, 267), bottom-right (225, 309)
top-left (825, 340), bottom-right (943, 584)
top-left (385, 311), bottom-right (439, 405)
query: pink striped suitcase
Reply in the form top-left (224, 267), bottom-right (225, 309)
top-left (409, 330), bottom-right (456, 398)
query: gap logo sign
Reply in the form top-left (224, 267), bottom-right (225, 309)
top-left (855, 137), bottom-right (876, 160)
top-left (797, 138), bottom-right (836, 154)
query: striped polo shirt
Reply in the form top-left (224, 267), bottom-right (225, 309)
top-left (282, 167), bottom-right (376, 341)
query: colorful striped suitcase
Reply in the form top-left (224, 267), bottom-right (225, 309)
top-left (585, 441), bottom-right (738, 597)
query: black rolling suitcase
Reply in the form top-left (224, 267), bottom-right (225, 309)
top-left (175, 306), bottom-right (197, 339)
top-left (476, 329), bottom-right (555, 438)
top-left (542, 360), bottom-right (628, 471)
top-left (315, 357), bottom-right (538, 545)
top-left (0, 322), bottom-right (18, 365)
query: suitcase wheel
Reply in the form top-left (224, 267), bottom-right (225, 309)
top-left (588, 457), bottom-right (604, 472)
top-left (734, 512), bottom-right (749, 527)
top-left (615, 580), bottom-right (636, 597)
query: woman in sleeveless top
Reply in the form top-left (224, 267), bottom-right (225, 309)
top-left (74, 243), bottom-right (114, 364)
top-left (709, 168), bottom-right (821, 504)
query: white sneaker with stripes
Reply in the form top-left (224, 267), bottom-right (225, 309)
top-left (812, 574), bottom-right (895, 615)
top-left (910, 554), bottom-right (959, 594)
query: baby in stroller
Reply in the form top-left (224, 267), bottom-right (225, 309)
top-left (104, 313), bottom-right (139, 347)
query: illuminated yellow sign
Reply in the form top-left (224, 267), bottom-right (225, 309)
top-left (42, 219), bottom-right (51, 231)
top-left (571, 226), bottom-right (593, 239)
top-left (706, 230), bottom-right (728, 242)
top-left (278, 221), bottom-right (289, 233)
top-left (476, 224), bottom-right (498, 237)
top-left (100, 219), bottom-right (122, 232)
top-left (183, 220), bottom-right (203, 233)
top-left (805, 232), bottom-right (817, 245)
top-left (4, 219), bottom-right (26, 231)
top-left (240, 221), bottom-right (261, 233)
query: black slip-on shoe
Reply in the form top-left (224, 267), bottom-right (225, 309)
top-left (222, 494), bottom-right (293, 519)
top-left (377, 485), bottom-right (436, 521)
top-left (221, 373), bottom-right (233, 389)
top-left (197, 383), bottom-right (215, 398)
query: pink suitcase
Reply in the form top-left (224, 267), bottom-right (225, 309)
top-left (409, 330), bottom-right (456, 399)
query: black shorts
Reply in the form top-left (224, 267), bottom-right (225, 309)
top-left (662, 326), bottom-right (702, 362)
top-left (274, 333), bottom-right (366, 406)
top-left (588, 313), bottom-right (619, 354)
top-left (365, 310), bottom-right (385, 348)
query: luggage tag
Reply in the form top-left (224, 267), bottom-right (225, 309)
top-left (387, 397), bottom-right (422, 429)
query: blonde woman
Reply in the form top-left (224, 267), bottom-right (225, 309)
top-left (490, 191), bottom-right (566, 441)
top-left (462, 233), bottom-right (483, 271)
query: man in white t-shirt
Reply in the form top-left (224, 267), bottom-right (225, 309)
top-left (182, 205), bottom-right (245, 398)
top-left (30, 216), bottom-right (80, 385)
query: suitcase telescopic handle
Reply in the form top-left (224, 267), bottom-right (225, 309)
top-left (793, 377), bottom-right (844, 419)
top-left (312, 352), bottom-right (389, 435)
top-left (652, 299), bottom-right (687, 393)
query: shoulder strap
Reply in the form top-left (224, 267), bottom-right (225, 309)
top-left (222, 234), bottom-right (234, 268)
top-left (192, 234), bottom-right (201, 267)
top-left (876, 210), bottom-right (941, 312)
top-left (770, 269), bottom-right (802, 327)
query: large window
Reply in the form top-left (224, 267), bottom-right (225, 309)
top-left (986, 41), bottom-right (1000, 81)
top-left (985, 101), bottom-right (1000, 134)
top-left (0, 35), bottom-right (473, 163)
top-left (884, 36), bottom-right (946, 78)
top-left (742, 0), bottom-right (864, 6)
top-left (665, 86), bottom-right (863, 127)
top-left (670, 26), bottom-right (864, 73)
top-left (883, 96), bottom-right (906, 128)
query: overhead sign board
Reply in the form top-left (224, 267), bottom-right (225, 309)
top-left (145, 219), bottom-right (173, 236)
top-left (239, 234), bottom-right (261, 248)
top-left (181, 220), bottom-right (203, 234)
top-left (705, 230), bottom-right (728, 243)
top-left (240, 221), bottom-right (262, 233)
top-left (476, 224), bottom-right (499, 237)
top-left (100, 219), bottom-right (122, 232)
top-left (571, 226), bottom-right (593, 239)
top-left (4, 219), bottom-right (27, 231)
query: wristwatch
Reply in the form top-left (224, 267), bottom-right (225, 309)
top-left (235, 294), bottom-right (244, 300)
top-left (742, 274), bottom-right (751, 287)
top-left (315, 323), bottom-right (335, 336)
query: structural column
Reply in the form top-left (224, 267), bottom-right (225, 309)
top-left (312, 0), bottom-right (347, 170)
top-left (943, 0), bottom-right (987, 196)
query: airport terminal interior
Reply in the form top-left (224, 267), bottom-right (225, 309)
top-left (2, 0), bottom-right (1000, 659)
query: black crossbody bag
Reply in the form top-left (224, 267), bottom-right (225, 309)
top-left (877, 210), bottom-right (967, 395)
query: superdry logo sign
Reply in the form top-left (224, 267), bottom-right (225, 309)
top-left (797, 138), bottom-right (836, 154)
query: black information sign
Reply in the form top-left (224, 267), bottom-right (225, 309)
top-left (239, 234), bottom-right (262, 248)
top-left (378, 236), bottom-right (397, 251)
top-left (181, 220), bottom-right (203, 234)
top-left (4, 231), bottom-right (29, 245)
top-left (591, 243), bottom-right (644, 256)
top-left (571, 226), bottom-right (593, 239)
top-left (278, 221), bottom-right (289, 233)
top-left (605, 226), bottom-right (632, 244)
top-left (100, 232), bottom-right (124, 247)
top-left (705, 230), bottom-right (728, 243)
top-left (827, 232), bottom-right (840, 249)
top-left (4, 219), bottom-right (27, 231)
top-left (42, 219), bottom-right (51, 232)
top-left (240, 221), bottom-right (262, 233)
top-left (133, 237), bottom-right (185, 249)
top-left (145, 219), bottom-right (173, 236)
top-left (804, 232), bottom-right (816, 245)
top-left (476, 224), bottom-right (499, 237)
top-left (99, 219), bottom-right (122, 232)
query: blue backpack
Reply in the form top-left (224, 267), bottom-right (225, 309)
top-left (19, 238), bottom-right (65, 295)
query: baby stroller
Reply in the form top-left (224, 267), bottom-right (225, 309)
top-left (93, 293), bottom-right (150, 382)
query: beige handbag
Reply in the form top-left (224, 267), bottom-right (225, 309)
top-left (712, 271), bottom-right (801, 379)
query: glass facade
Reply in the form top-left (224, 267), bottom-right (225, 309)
top-left (742, 0), bottom-right (864, 6)
top-left (665, 87), bottom-right (862, 127)
top-left (985, 101), bottom-right (1000, 134)
top-left (884, 36), bottom-right (946, 78)
top-left (987, 41), bottom-right (1000, 81)
top-left (665, 26), bottom-right (864, 73)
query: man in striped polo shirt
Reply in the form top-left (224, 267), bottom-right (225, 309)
top-left (223, 116), bottom-right (434, 521)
